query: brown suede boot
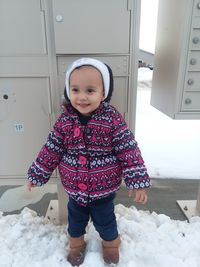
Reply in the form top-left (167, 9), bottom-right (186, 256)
top-left (67, 236), bottom-right (86, 266)
top-left (102, 236), bottom-right (121, 264)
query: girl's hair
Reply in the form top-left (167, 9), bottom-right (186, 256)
top-left (63, 63), bottom-right (114, 103)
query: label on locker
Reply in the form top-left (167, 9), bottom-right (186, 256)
top-left (14, 124), bottom-right (24, 132)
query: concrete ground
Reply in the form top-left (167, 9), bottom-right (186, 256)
top-left (115, 178), bottom-right (199, 221)
top-left (0, 178), bottom-right (199, 221)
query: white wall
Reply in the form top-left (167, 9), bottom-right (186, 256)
top-left (139, 0), bottom-right (159, 54)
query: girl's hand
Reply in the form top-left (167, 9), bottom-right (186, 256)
top-left (128, 188), bottom-right (148, 204)
top-left (27, 181), bottom-right (36, 191)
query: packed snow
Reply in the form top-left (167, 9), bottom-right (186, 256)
top-left (0, 206), bottom-right (200, 267)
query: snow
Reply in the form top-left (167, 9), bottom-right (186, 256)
top-left (0, 206), bottom-right (200, 267)
top-left (136, 68), bottom-right (200, 179)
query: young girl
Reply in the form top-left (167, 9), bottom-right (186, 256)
top-left (27, 58), bottom-right (150, 266)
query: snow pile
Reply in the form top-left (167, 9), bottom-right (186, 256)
top-left (0, 205), bottom-right (200, 267)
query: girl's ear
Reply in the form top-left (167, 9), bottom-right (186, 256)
top-left (101, 89), bottom-right (106, 101)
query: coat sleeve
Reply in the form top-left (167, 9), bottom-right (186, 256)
top-left (111, 112), bottom-right (150, 190)
top-left (27, 113), bottom-right (65, 186)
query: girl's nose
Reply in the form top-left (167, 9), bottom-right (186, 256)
top-left (78, 92), bottom-right (87, 100)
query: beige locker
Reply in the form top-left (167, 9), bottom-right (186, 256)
top-left (52, 0), bottom-right (130, 54)
top-left (0, 0), bottom-right (47, 55)
top-left (0, 78), bottom-right (51, 177)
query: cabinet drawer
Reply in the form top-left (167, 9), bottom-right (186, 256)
top-left (184, 72), bottom-right (200, 91)
top-left (188, 51), bottom-right (200, 71)
top-left (190, 28), bottom-right (200, 50)
top-left (193, 0), bottom-right (200, 16)
top-left (181, 92), bottom-right (200, 111)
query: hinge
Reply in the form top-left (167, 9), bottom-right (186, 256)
top-left (128, 0), bottom-right (134, 10)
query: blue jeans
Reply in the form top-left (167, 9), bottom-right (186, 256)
top-left (67, 194), bottom-right (118, 241)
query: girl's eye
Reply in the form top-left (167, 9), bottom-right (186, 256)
top-left (71, 88), bottom-right (79, 93)
top-left (87, 89), bottom-right (95, 94)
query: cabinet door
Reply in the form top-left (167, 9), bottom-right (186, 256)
top-left (0, 78), bottom-right (51, 177)
top-left (52, 0), bottom-right (130, 54)
top-left (0, 0), bottom-right (47, 55)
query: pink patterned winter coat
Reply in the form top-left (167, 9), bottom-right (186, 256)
top-left (27, 101), bottom-right (150, 205)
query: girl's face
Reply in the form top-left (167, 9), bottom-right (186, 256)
top-left (69, 66), bottom-right (105, 116)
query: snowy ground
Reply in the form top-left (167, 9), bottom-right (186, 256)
top-left (1, 206), bottom-right (200, 267)
top-left (136, 68), bottom-right (200, 179)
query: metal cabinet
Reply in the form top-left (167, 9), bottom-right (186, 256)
top-left (151, 0), bottom-right (200, 119)
top-left (151, 0), bottom-right (200, 219)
